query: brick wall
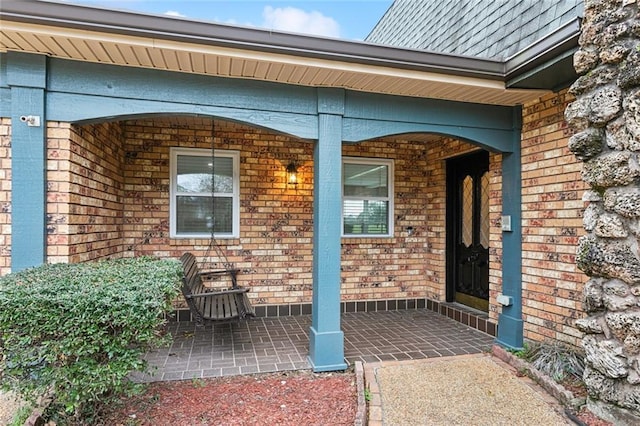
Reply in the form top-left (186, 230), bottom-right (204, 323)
top-left (4, 116), bottom-right (501, 318)
top-left (521, 89), bottom-right (588, 345)
top-left (47, 121), bottom-right (126, 263)
top-left (0, 118), bottom-right (10, 276)
top-left (341, 139), bottom-right (431, 301)
top-left (119, 118), bottom-right (440, 305)
top-left (121, 117), bottom-right (315, 305)
top-left (488, 152), bottom-right (504, 324)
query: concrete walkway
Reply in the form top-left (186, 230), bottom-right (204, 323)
top-left (364, 353), bottom-right (572, 426)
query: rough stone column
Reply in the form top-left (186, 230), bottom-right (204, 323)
top-left (566, 0), bottom-right (640, 423)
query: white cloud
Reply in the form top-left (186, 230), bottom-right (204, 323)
top-left (164, 10), bottom-right (186, 18)
top-left (222, 18), bottom-right (255, 27)
top-left (262, 6), bottom-right (340, 38)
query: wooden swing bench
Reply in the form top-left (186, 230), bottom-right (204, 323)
top-left (180, 252), bottom-right (254, 324)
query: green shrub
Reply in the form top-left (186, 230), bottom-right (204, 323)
top-left (0, 256), bottom-right (182, 421)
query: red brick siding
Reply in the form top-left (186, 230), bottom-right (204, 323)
top-left (488, 153), bottom-right (504, 324)
top-left (0, 118), bottom-right (11, 276)
top-left (121, 118), bottom-right (315, 305)
top-left (341, 140), bottom-right (431, 301)
top-left (120, 118), bottom-right (440, 305)
top-left (47, 121), bottom-right (126, 263)
top-left (521, 89), bottom-right (588, 345)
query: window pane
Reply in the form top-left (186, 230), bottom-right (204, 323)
top-left (343, 200), bottom-right (388, 235)
top-left (480, 172), bottom-right (490, 249)
top-left (177, 155), bottom-right (233, 193)
top-left (461, 175), bottom-right (473, 247)
top-left (344, 163), bottom-right (388, 197)
top-left (176, 196), bottom-right (233, 234)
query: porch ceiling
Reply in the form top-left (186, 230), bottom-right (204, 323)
top-left (0, 2), bottom-right (551, 107)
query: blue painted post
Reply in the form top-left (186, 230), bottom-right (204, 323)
top-left (496, 106), bottom-right (524, 350)
top-left (7, 52), bottom-right (47, 272)
top-left (309, 89), bottom-right (347, 372)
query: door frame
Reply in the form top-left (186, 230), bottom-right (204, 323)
top-left (445, 150), bottom-right (490, 309)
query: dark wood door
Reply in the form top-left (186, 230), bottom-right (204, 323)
top-left (447, 151), bottom-right (490, 311)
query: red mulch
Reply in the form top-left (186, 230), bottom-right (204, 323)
top-left (560, 376), bottom-right (587, 399)
top-left (574, 407), bottom-right (614, 426)
top-left (94, 364), bottom-right (613, 426)
top-left (99, 370), bottom-right (357, 425)
top-left (560, 378), bottom-right (613, 426)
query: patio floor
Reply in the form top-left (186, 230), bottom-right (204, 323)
top-left (138, 308), bottom-right (495, 382)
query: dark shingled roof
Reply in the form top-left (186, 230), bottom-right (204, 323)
top-left (366, 0), bottom-right (583, 60)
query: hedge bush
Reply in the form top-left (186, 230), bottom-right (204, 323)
top-left (0, 256), bottom-right (182, 420)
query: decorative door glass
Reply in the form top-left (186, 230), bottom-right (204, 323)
top-left (461, 176), bottom-right (474, 247)
top-left (480, 172), bottom-right (490, 249)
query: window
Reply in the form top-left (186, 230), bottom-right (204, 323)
top-left (170, 148), bottom-right (240, 238)
top-left (342, 157), bottom-right (394, 237)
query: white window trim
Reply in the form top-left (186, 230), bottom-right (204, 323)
top-left (342, 156), bottom-right (394, 238)
top-left (169, 147), bottom-right (240, 239)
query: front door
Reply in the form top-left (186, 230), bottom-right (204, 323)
top-left (446, 151), bottom-right (490, 311)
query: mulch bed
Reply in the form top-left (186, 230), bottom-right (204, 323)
top-left (99, 370), bottom-right (357, 425)
top-left (573, 407), bottom-right (614, 426)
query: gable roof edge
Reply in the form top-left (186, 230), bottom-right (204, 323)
top-left (505, 17), bottom-right (581, 84)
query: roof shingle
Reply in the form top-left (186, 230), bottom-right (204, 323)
top-left (366, 0), bottom-right (583, 59)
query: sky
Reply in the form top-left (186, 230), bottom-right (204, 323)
top-left (59, 0), bottom-right (394, 40)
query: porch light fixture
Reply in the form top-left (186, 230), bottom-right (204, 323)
top-left (286, 162), bottom-right (299, 187)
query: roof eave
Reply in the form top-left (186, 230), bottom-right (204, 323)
top-left (0, 0), bottom-right (505, 80)
top-left (505, 17), bottom-right (582, 88)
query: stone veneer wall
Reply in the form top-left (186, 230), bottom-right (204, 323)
top-left (567, 0), bottom-right (640, 422)
top-left (521, 90), bottom-right (590, 346)
top-left (0, 118), bottom-right (10, 276)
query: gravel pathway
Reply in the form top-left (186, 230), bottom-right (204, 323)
top-left (375, 354), bottom-right (571, 425)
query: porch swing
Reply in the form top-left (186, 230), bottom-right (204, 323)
top-left (180, 120), bottom-right (254, 324)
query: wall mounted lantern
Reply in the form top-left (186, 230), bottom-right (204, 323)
top-left (286, 162), bottom-right (299, 187)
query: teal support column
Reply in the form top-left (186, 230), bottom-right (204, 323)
top-left (496, 106), bottom-right (524, 350)
top-left (309, 89), bottom-right (347, 372)
top-left (7, 52), bottom-right (47, 272)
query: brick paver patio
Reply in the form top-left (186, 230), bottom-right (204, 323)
top-left (137, 308), bottom-right (495, 382)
